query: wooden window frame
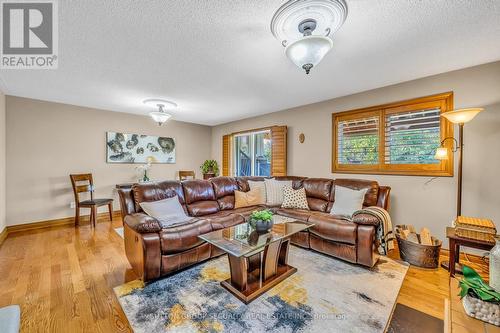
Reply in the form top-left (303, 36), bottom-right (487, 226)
top-left (332, 92), bottom-right (454, 177)
top-left (222, 126), bottom-right (287, 177)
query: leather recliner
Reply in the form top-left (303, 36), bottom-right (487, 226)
top-left (118, 176), bottom-right (391, 281)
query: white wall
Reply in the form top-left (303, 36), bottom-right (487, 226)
top-left (0, 90), bottom-right (5, 233)
top-left (211, 61), bottom-right (500, 248)
top-left (6, 97), bottom-right (212, 226)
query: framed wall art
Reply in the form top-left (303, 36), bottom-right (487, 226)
top-left (106, 132), bottom-right (176, 164)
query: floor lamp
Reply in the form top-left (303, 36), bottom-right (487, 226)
top-left (435, 108), bottom-right (484, 273)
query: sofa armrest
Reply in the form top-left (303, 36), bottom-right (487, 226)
top-left (377, 186), bottom-right (391, 210)
top-left (124, 213), bottom-right (162, 233)
top-left (351, 213), bottom-right (380, 226)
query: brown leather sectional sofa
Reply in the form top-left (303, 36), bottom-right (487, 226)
top-left (118, 176), bottom-right (391, 282)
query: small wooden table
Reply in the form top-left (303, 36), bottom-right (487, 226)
top-left (442, 227), bottom-right (495, 277)
top-left (199, 218), bottom-right (312, 304)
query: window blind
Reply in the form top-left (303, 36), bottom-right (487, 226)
top-left (384, 108), bottom-right (441, 165)
top-left (337, 116), bottom-right (379, 165)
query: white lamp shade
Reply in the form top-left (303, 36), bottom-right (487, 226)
top-left (285, 35), bottom-right (333, 72)
top-left (441, 108), bottom-right (483, 124)
top-left (149, 111), bottom-right (172, 125)
top-left (434, 147), bottom-right (449, 160)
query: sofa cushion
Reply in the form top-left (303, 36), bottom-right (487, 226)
top-left (265, 179), bottom-right (292, 206)
top-left (281, 186), bottom-right (309, 210)
top-left (132, 181), bottom-right (185, 213)
top-left (235, 177), bottom-right (266, 192)
top-left (210, 177), bottom-right (238, 210)
top-left (139, 196), bottom-right (190, 228)
top-left (308, 213), bottom-right (357, 245)
top-left (230, 205), bottom-right (263, 217)
top-left (248, 180), bottom-right (267, 202)
top-left (275, 208), bottom-right (311, 222)
top-left (159, 218), bottom-right (212, 254)
top-left (274, 176), bottom-right (306, 189)
top-left (330, 186), bottom-right (367, 217)
top-left (302, 178), bottom-right (333, 212)
top-left (331, 179), bottom-right (379, 208)
top-left (235, 189), bottom-right (264, 208)
top-left (187, 201), bottom-right (220, 217)
top-left (182, 180), bottom-right (220, 216)
top-left (183, 180), bottom-right (216, 203)
top-left (207, 214), bottom-right (245, 231)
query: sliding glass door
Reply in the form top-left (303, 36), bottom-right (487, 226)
top-left (234, 130), bottom-right (271, 177)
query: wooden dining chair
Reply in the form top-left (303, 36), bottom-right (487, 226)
top-left (70, 173), bottom-right (113, 227)
top-left (179, 170), bottom-right (195, 181)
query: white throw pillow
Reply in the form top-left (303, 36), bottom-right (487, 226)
top-left (248, 180), bottom-right (267, 203)
top-left (281, 186), bottom-right (309, 210)
top-left (264, 179), bottom-right (293, 206)
top-left (330, 186), bottom-right (367, 217)
top-left (139, 196), bottom-right (190, 228)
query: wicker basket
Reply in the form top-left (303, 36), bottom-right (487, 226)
top-left (396, 232), bottom-right (442, 268)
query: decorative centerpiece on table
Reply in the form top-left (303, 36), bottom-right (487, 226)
top-left (136, 158), bottom-right (153, 182)
top-left (248, 210), bottom-right (274, 233)
top-left (200, 160), bottom-right (219, 180)
top-left (458, 265), bottom-right (500, 326)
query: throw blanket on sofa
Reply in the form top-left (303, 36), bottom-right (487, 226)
top-left (353, 206), bottom-right (394, 255)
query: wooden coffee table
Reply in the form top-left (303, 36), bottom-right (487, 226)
top-left (199, 217), bottom-right (312, 304)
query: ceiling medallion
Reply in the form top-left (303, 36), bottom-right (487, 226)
top-left (271, 0), bottom-right (348, 74)
top-left (143, 99), bottom-right (177, 126)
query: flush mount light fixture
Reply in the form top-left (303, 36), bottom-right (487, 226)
top-left (143, 99), bottom-right (177, 126)
top-left (271, 0), bottom-right (348, 74)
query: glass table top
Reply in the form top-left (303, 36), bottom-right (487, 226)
top-left (199, 215), bottom-right (313, 258)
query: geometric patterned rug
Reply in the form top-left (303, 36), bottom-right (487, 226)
top-left (114, 246), bottom-right (408, 332)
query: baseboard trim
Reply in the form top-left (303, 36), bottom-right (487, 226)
top-left (4, 211), bottom-right (122, 236)
top-left (0, 228), bottom-right (8, 246)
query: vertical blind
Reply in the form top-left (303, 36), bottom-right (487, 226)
top-left (384, 108), bottom-right (441, 165)
top-left (337, 116), bottom-right (379, 165)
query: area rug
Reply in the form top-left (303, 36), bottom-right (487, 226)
top-left (114, 246), bottom-right (408, 333)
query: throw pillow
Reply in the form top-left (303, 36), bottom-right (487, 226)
top-left (264, 179), bottom-right (293, 206)
top-left (139, 196), bottom-right (191, 228)
top-left (281, 186), bottom-right (309, 210)
top-left (234, 188), bottom-right (264, 208)
top-left (330, 186), bottom-right (367, 217)
top-left (247, 180), bottom-right (267, 203)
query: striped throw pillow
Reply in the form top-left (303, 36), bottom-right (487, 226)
top-left (264, 179), bottom-right (292, 206)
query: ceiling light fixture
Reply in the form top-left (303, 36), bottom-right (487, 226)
top-left (271, 0), bottom-right (348, 74)
top-left (143, 99), bottom-right (177, 126)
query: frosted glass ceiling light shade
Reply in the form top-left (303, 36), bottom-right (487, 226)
top-left (143, 99), bottom-right (177, 126)
top-left (271, 0), bottom-right (347, 74)
top-left (149, 110), bottom-right (172, 125)
top-left (441, 108), bottom-right (483, 124)
top-left (285, 35), bottom-right (333, 74)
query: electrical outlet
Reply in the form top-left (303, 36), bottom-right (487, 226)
top-left (70, 202), bottom-right (76, 209)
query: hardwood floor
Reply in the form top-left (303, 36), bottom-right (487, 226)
top-left (0, 216), bottom-right (489, 332)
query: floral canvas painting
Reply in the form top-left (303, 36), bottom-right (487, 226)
top-left (106, 132), bottom-right (176, 164)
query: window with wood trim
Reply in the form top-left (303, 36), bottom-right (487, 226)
top-left (332, 92), bottom-right (454, 176)
top-left (222, 126), bottom-right (287, 177)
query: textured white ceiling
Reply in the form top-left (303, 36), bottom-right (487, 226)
top-left (1, 0), bottom-right (499, 125)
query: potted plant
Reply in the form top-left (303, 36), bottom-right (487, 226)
top-left (459, 265), bottom-right (500, 326)
top-left (200, 160), bottom-right (219, 179)
top-left (248, 210), bottom-right (274, 233)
